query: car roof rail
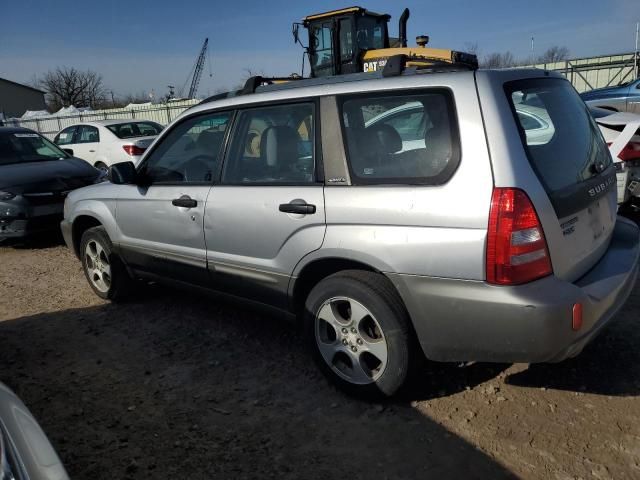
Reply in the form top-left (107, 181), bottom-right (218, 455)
top-left (198, 62), bottom-right (477, 105)
top-left (382, 54), bottom-right (478, 77)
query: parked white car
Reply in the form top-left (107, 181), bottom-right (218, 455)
top-left (590, 107), bottom-right (640, 208)
top-left (53, 120), bottom-right (163, 172)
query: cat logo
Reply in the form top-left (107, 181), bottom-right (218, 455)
top-left (363, 59), bottom-right (387, 73)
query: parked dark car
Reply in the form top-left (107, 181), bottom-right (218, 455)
top-left (580, 78), bottom-right (640, 113)
top-left (0, 127), bottom-right (99, 240)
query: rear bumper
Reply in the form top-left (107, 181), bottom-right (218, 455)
top-left (388, 217), bottom-right (640, 363)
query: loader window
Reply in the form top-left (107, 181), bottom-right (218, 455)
top-left (310, 22), bottom-right (334, 77)
top-left (339, 18), bottom-right (354, 62)
top-left (356, 16), bottom-right (386, 50)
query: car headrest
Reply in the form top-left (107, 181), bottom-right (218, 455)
top-left (368, 124), bottom-right (402, 154)
top-left (260, 126), bottom-right (300, 167)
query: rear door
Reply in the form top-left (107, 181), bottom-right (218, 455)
top-left (72, 125), bottom-right (100, 164)
top-left (506, 78), bottom-right (617, 281)
top-left (204, 101), bottom-right (325, 308)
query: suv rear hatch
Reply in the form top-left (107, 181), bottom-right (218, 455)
top-left (505, 77), bottom-right (617, 282)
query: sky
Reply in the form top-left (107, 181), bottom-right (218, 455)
top-left (1, 0), bottom-right (639, 102)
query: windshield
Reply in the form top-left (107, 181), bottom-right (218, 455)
top-left (107, 121), bottom-right (163, 139)
top-left (507, 78), bottom-right (612, 194)
top-left (0, 131), bottom-right (68, 166)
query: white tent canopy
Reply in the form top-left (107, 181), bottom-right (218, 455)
top-left (21, 110), bottom-right (50, 119)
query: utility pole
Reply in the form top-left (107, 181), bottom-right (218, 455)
top-left (531, 36), bottom-right (535, 65)
top-left (635, 22), bottom-right (639, 79)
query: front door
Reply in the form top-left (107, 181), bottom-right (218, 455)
top-left (116, 110), bottom-right (233, 285)
top-left (205, 101), bottom-right (325, 308)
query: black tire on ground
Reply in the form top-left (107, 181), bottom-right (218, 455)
top-left (80, 226), bottom-right (132, 301)
top-left (94, 162), bottom-right (108, 174)
top-left (304, 270), bottom-right (413, 398)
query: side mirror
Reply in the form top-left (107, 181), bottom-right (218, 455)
top-left (109, 161), bottom-right (137, 185)
top-left (62, 148), bottom-right (74, 155)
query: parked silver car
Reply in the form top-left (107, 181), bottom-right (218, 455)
top-left (0, 382), bottom-right (68, 480)
top-left (61, 68), bottom-right (640, 397)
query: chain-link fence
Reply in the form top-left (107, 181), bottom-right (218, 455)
top-left (4, 99), bottom-right (201, 139)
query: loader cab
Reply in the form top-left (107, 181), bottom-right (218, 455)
top-left (303, 7), bottom-right (390, 78)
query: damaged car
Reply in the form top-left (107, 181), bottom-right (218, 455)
top-left (0, 127), bottom-right (100, 240)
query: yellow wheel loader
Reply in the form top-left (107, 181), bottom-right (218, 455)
top-left (293, 6), bottom-right (478, 78)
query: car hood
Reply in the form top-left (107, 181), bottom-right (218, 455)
top-left (0, 157), bottom-right (98, 193)
top-left (580, 85), bottom-right (626, 98)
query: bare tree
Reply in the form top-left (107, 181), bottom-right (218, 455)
top-left (536, 46), bottom-right (570, 64)
top-left (38, 67), bottom-right (107, 110)
top-left (482, 51), bottom-right (517, 68)
top-left (463, 42), bottom-right (481, 58)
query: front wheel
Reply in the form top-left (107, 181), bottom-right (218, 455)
top-left (80, 226), bottom-right (132, 301)
top-left (304, 270), bottom-right (412, 398)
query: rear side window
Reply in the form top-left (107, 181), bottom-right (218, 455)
top-left (507, 79), bottom-right (612, 194)
top-left (107, 121), bottom-right (163, 139)
top-left (77, 125), bottom-right (100, 143)
top-left (339, 90), bottom-right (460, 184)
top-left (222, 103), bottom-right (315, 184)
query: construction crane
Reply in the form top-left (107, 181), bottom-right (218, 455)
top-left (179, 38), bottom-right (210, 99)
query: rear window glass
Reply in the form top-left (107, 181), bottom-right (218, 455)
top-left (340, 90), bottom-right (460, 184)
top-left (507, 79), bottom-right (611, 193)
top-left (107, 121), bottom-right (163, 139)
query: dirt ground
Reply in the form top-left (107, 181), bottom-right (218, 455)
top-left (0, 236), bottom-right (639, 480)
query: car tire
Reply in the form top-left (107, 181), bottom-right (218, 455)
top-left (80, 226), bottom-right (132, 301)
top-left (304, 270), bottom-right (413, 398)
top-left (94, 162), bottom-right (108, 174)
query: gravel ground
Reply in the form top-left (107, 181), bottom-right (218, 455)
top-left (0, 236), bottom-right (639, 479)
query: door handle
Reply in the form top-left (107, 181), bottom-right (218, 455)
top-left (172, 195), bottom-right (198, 208)
top-left (279, 202), bottom-right (316, 214)
top-left (89, 149), bottom-right (96, 152)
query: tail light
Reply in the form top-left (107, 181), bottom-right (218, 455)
top-left (617, 142), bottom-right (640, 162)
top-left (122, 145), bottom-right (146, 156)
top-left (486, 188), bottom-right (553, 285)
top-left (606, 141), bottom-right (640, 162)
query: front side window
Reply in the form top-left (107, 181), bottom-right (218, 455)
top-left (341, 91), bottom-right (460, 184)
top-left (54, 126), bottom-right (77, 145)
top-left (222, 103), bottom-right (315, 184)
top-left (139, 112), bottom-right (231, 184)
top-left (77, 125), bottom-right (100, 143)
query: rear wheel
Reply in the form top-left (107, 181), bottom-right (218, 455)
top-left (304, 270), bottom-right (412, 398)
top-left (80, 226), bottom-right (132, 301)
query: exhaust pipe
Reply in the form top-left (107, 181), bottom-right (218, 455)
top-left (399, 8), bottom-right (410, 48)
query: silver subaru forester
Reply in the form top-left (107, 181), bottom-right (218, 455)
top-left (61, 68), bottom-right (640, 397)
